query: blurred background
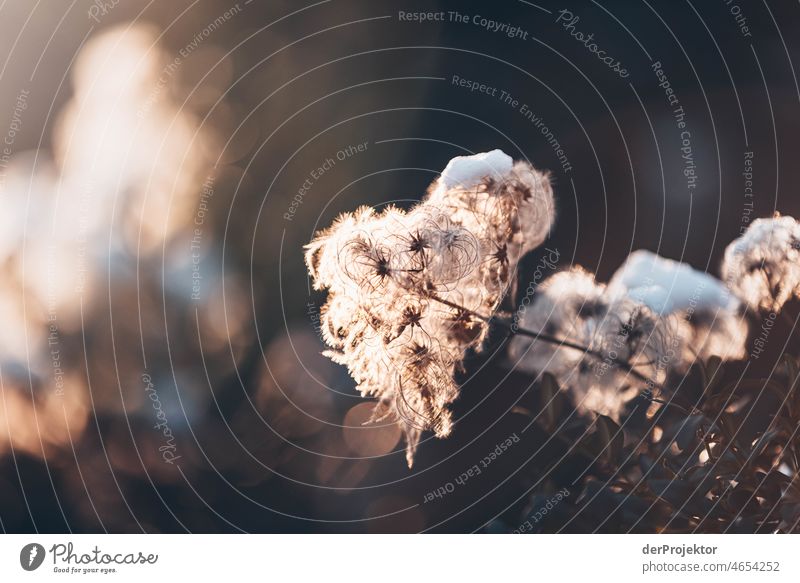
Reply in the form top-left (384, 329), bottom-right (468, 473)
top-left (0, 0), bottom-right (798, 532)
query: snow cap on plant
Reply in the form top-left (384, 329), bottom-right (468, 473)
top-left (305, 149), bottom-right (555, 466)
top-left (722, 214), bottom-right (800, 313)
top-left (610, 250), bottom-right (748, 363)
top-left (508, 266), bottom-right (681, 418)
top-left (509, 250), bottom-right (753, 419)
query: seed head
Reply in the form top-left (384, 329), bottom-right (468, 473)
top-left (305, 150), bottom-right (555, 465)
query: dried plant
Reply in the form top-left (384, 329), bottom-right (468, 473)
top-left (722, 214), bottom-right (800, 314)
top-left (610, 250), bottom-right (749, 363)
top-left (499, 354), bottom-right (800, 533)
top-left (305, 150), bottom-right (555, 465)
top-left (508, 248), bottom-right (754, 419)
top-left (508, 266), bottom-right (680, 418)
top-left (305, 145), bottom-right (797, 501)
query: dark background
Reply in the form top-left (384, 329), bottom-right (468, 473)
top-left (0, 0), bottom-right (798, 532)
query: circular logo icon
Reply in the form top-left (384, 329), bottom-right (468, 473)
top-left (20, 543), bottom-right (46, 571)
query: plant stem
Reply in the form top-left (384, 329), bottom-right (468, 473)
top-left (427, 292), bottom-right (666, 393)
top-left (649, 396), bottom-right (695, 417)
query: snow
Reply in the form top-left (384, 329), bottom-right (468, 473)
top-left (609, 250), bottom-right (740, 314)
top-left (624, 285), bottom-right (675, 315)
top-left (437, 149), bottom-right (513, 190)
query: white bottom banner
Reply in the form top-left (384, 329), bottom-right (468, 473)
top-left (0, 534), bottom-right (797, 581)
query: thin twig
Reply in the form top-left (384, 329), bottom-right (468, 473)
top-left (427, 292), bottom-right (666, 392)
top-left (649, 396), bottom-right (696, 417)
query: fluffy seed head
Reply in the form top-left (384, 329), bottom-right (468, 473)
top-left (610, 250), bottom-right (748, 364)
top-left (509, 266), bottom-right (682, 419)
top-left (306, 151), bottom-right (555, 466)
top-left (722, 214), bottom-right (800, 313)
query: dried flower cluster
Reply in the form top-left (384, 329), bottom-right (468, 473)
top-left (508, 266), bottom-right (680, 417)
top-left (722, 214), bottom-right (800, 313)
top-left (307, 145), bottom-right (798, 464)
top-left (610, 251), bottom-right (748, 364)
top-left (509, 251), bottom-right (749, 418)
top-left (306, 150), bottom-right (555, 465)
